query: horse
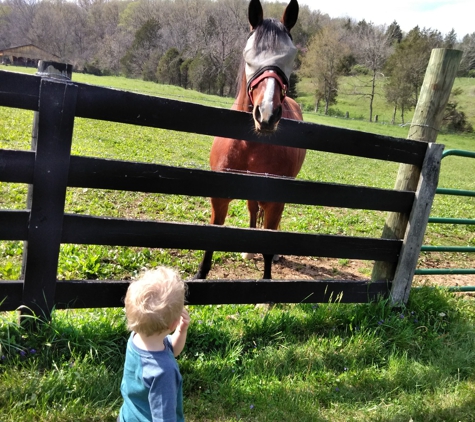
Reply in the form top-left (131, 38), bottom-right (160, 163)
top-left (195, 0), bottom-right (306, 280)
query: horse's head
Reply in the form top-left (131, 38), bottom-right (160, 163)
top-left (243, 0), bottom-right (299, 134)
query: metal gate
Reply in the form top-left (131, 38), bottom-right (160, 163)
top-left (415, 149), bottom-right (475, 292)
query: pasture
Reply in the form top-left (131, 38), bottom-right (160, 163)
top-left (1, 65), bottom-right (475, 421)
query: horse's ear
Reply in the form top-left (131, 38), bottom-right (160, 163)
top-left (282, 0), bottom-right (299, 32)
top-left (248, 0), bottom-right (264, 30)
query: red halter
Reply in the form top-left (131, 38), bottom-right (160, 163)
top-left (247, 70), bottom-right (288, 106)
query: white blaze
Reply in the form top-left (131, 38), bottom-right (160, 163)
top-left (259, 77), bottom-right (276, 122)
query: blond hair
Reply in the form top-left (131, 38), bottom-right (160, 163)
top-left (125, 267), bottom-right (186, 337)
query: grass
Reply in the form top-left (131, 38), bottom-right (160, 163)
top-left (1, 65), bottom-right (475, 421)
top-left (1, 289), bottom-right (474, 421)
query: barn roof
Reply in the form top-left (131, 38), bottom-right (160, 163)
top-left (0, 44), bottom-right (60, 61)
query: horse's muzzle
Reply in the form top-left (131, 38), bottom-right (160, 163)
top-left (253, 103), bottom-right (282, 133)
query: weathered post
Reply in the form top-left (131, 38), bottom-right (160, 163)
top-left (371, 48), bottom-right (462, 305)
top-left (21, 61), bottom-right (73, 275)
top-left (20, 61), bottom-right (75, 323)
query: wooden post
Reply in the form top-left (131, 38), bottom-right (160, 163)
top-left (21, 61), bottom-right (73, 278)
top-left (371, 49), bottom-right (462, 304)
top-left (20, 61), bottom-right (76, 323)
top-left (390, 143), bottom-right (444, 305)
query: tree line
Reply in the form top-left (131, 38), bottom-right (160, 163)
top-left (0, 0), bottom-right (474, 130)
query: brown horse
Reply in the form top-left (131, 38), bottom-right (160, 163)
top-left (195, 0), bottom-right (306, 280)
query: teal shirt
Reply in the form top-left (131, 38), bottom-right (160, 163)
top-left (119, 333), bottom-right (184, 422)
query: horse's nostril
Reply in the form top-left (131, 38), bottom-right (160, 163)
top-left (267, 105), bottom-right (282, 127)
top-left (254, 106), bottom-right (262, 122)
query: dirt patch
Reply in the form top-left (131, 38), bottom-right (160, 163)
top-left (204, 254), bottom-right (475, 297)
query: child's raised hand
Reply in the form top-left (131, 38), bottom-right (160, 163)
top-left (177, 308), bottom-right (190, 332)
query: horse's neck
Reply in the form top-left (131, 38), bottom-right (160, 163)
top-left (233, 73), bottom-right (251, 112)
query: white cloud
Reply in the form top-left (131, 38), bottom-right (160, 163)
top-left (298, 0), bottom-right (474, 38)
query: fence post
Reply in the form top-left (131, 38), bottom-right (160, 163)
top-left (21, 61), bottom-right (73, 277)
top-left (371, 48), bottom-right (462, 305)
top-left (20, 61), bottom-right (76, 322)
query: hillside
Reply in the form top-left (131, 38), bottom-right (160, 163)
top-left (297, 75), bottom-right (475, 129)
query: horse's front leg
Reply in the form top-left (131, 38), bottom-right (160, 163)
top-left (261, 202), bottom-right (285, 279)
top-left (262, 254), bottom-right (273, 279)
top-left (195, 250), bottom-right (214, 279)
top-left (241, 200), bottom-right (259, 260)
top-left (195, 197), bottom-right (231, 279)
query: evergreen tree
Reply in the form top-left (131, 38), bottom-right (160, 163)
top-left (121, 18), bottom-right (162, 78)
top-left (387, 20), bottom-right (403, 44)
top-left (443, 29), bottom-right (457, 49)
top-left (156, 47), bottom-right (182, 86)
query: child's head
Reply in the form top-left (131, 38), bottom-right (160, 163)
top-left (125, 267), bottom-right (186, 337)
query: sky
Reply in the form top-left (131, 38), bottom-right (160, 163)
top-left (298, 0), bottom-right (474, 38)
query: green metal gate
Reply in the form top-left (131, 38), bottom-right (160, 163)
top-left (415, 149), bottom-right (475, 292)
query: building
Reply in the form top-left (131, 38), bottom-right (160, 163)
top-left (0, 44), bottom-right (60, 67)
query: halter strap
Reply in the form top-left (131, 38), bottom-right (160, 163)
top-left (247, 66), bottom-right (288, 106)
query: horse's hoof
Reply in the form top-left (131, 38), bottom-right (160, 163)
top-left (242, 252), bottom-right (255, 260)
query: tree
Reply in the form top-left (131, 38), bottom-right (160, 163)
top-left (0, 3), bottom-right (13, 48)
top-left (443, 29), bottom-right (457, 49)
top-left (382, 26), bottom-right (445, 124)
top-left (180, 58), bottom-right (193, 89)
top-left (3, 0), bottom-right (39, 46)
top-left (350, 20), bottom-right (393, 122)
top-left (383, 56), bottom-right (414, 124)
top-left (28, 1), bottom-right (85, 62)
top-left (458, 32), bottom-right (475, 76)
top-left (197, 0), bottom-right (247, 96)
top-left (121, 18), bottom-right (162, 78)
top-left (386, 20), bottom-right (403, 45)
top-left (395, 27), bottom-right (443, 104)
top-left (156, 47), bottom-right (183, 86)
top-left (188, 53), bottom-right (216, 93)
top-left (264, 2), bottom-right (327, 48)
top-left (442, 88), bottom-right (473, 133)
top-left (300, 22), bottom-right (349, 114)
top-left (287, 72), bottom-right (299, 99)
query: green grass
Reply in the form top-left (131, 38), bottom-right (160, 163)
top-left (1, 289), bottom-right (474, 421)
top-left (1, 66), bottom-right (475, 421)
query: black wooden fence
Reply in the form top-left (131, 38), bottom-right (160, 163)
top-left (0, 67), bottom-right (443, 318)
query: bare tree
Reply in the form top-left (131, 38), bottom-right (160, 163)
top-left (195, 0), bottom-right (247, 96)
top-left (28, 1), bottom-right (83, 61)
top-left (3, 0), bottom-right (39, 46)
top-left (300, 21), bottom-right (349, 114)
top-left (383, 59), bottom-right (414, 124)
top-left (347, 20), bottom-right (393, 122)
top-left (161, 0), bottom-right (211, 55)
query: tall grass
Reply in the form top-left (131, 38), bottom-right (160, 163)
top-left (1, 289), bottom-right (474, 421)
top-left (1, 66), bottom-right (475, 421)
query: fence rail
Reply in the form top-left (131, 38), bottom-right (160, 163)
top-left (0, 65), bottom-right (444, 317)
